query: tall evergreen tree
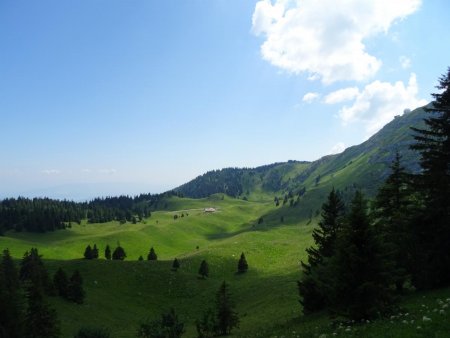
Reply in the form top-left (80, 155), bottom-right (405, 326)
top-left (215, 281), bottom-right (239, 336)
top-left (25, 281), bottom-right (60, 338)
top-left (20, 248), bottom-right (51, 294)
top-left (172, 258), bottom-right (180, 271)
top-left (410, 67), bottom-right (450, 289)
top-left (0, 249), bottom-right (23, 338)
top-left (198, 260), bottom-right (209, 279)
top-left (68, 270), bottom-right (85, 304)
top-left (147, 247), bottom-right (157, 261)
top-left (92, 244), bottom-right (99, 259)
top-left (330, 191), bottom-right (394, 320)
top-left (53, 267), bottom-right (69, 299)
top-left (237, 253), bottom-right (248, 274)
top-left (373, 152), bottom-right (413, 292)
top-left (112, 245), bottom-right (126, 260)
top-left (298, 188), bottom-right (345, 313)
top-left (84, 245), bottom-right (93, 260)
top-left (105, 245), bottom-right (111, 260)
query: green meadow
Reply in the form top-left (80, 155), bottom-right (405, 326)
top-left (1, 195), bottom-right (449, 337)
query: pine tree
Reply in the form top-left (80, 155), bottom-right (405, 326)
top-left (215, 281), bottom-right (239, 336)
top-left (53, 267), bottom-right (69, 299)
top-left (105, 245), bottom-right (111, 260)
top-left (198, 260), bottom-right (209, 279)
top-left (410, 67), bottom-right (450, 289)
top-left (0, 249), bottom-right (23, 338)
top-left (330, 191), bottom-right (394, 320)
top-left (172, 258), bottom-right (180, 271)
top-left (237, 253), bottom-right (248, 273)
top-left (112, 245), bottom-right (126, 260)
top-left (373, 152), bottom-right (413, 292)
top-left (138, 255), bottom-right (144, 261)
top-left (92, 244), bottom-right (99, 259)
top-left (298, 188), bottom-right (345, 314)
top-left (20, 248), bottom-right (51, 294)
top-left (68, 270), bottom-right (85, 304)
top-left (84, 245), bottom-right (93, 259)
top-left (147, 247), bottom-right (157, 261)
top-left (25, 281), bottom-right (60, 338)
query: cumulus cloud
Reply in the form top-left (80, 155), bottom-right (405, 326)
top-left (302, 92), bottom-right (320, 103)
top-left (41, 169), bottom-right (61, 175)
top-left (339, 73), bottom-right (427, 136)
top-left (325, 87), bottom-right (360, 104)
top-left (252, 0), bottom-right (421, 83)
top-left (330, 142), bottom-right (346, 154)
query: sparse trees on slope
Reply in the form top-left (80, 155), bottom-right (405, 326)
top-left (137, 308), bottom-right (184, 338)
top-left (410, 67), bottom-right (450, 289)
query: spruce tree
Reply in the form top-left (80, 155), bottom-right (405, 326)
top-left (105, 245), bottom-right (111, 260)
top-left (237, 253), bottom-right (248, 273)
top-left (373, 152), bottom-right (412, 292)
top-left (25, 281), bottom-right (60, 338)
top-left (198, 260), bottom-right (209, 279)
top-left (53, 267), bottom-right (69, 299)
top-left (298, 188), bottom-right (345, 313)
top-left (0, 249), bottom-right (23, 338)
top-left (84, 245), bottom-right (93, 260)
top-left (172, 258), bottom-right (180, 271)
top-left (410, 67), bottom-right (450, 289)
top-left (330, 191), bottom-right (394, 320)
top-left (215, 281), bottom-right (239, 336)
top-left (147, 247), bottom-right (157, 261)
top-left (92, 244), bottom-right (99, 259)
top-left (112, 245), bottom-right (126, 260)
top-left (20, 248), bottom-right (51, 294)
top-left (68, 270), bottom-right (85, 304)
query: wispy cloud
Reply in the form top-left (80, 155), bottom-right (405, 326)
top-left (330, 142), bottom-right (346, 154)
top-left (41, 169), bottom-right (61, 175)
top-left (302, 92), bottom-right (320, 103)
top-left (325, 87), bottom-right (359, 104)
top-left (399, 55), bottom-right (412, 69)
top-left (252, 0), bottom-right (421, 83)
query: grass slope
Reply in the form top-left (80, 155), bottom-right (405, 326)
top-left (1, 194), bottom-right (449, 337)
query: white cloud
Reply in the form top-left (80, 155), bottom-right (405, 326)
top-left (325, 87), bottom-right (359, 104)
top-left (330, 142), bottom-right (346, 154)
top-left (302, 92), bottom-right (320, 103)
top-left (399, 55), bottom-right (411, 69)
top-left (339, 73), bottom-right (427, 136)
top-left (41, 169), bottom-right (61, 175)
top-left (252, 0), bottom-right (421, 83)
top-left (81, 169), bottom-right (91, 173)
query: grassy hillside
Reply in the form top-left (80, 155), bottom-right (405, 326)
top-left (1, 194), bottom-right (449, 337)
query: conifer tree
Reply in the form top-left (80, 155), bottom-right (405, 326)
top-left (172, 258), bottom-right (180, 271)
top-left (112, 245), bottom-right (126, 260)
top-left (147, 247), bottom-right (157, 261)
top-left (68, 270), bottom-right (85, 304)
top-left (137, 308), bottom-right (184, 338)
top-left (92, 244), bottom-right (99, 259)
top-left (298, 188), bottom-right (345, 313)
top-left (53, 267), bottom-right (69, 299)
top-left (374, 152), bottom-right (412, 291)
top-left (25, 280), bottom-right (60, 338)
top-left (20, 248), bottom-right (51, 294)
top-left (410, 67), bottom-right (450, 289)
top-left (0, 249), bottom-right (23, 338)
top-left (138, 255), bottom-right (144, 261)
top-left (198, 260), bottom-right (209, 279)
top-left (237, 253), bottom-right (248, 273)
top-left (105, 245), bottom-right (111, 260)
top-left (84, 245), bottom-right (93, 260)
top-left (330, 191), bottom-right (394, 320)
top-left (215, 281), bottom-right (239, 336)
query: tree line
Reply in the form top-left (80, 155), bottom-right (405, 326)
top-left (298, 68), bottom-right (450, 320)
top-left (0, 192), bottom-right (182, 234)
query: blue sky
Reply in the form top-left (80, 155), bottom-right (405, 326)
top-left (1, 0), bottom-right (449, 199)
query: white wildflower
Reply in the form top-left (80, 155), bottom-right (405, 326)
top-left (422, 316), bottom-right (431, 322)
